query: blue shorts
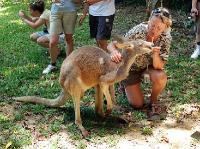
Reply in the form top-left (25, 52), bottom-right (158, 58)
top-left (89, 14), bottom-right (115, 40)
top-left (35, 31), bottom-right (65, 43)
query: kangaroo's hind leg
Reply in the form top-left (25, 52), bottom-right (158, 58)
top-left (95, 84), bottom-right (104, 117)
top-left (109, 84), bottom-right (116, 104)
top-left (100, 83), bottom-right (113, 115)
top-left (68, 77), bottom-right (89, 137)
top-left (72, 88), bottom-right (90, 137)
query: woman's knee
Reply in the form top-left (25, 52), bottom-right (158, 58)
top-left (150, 70), bottom-right (167, 85)
top-left (125, 84), bottom-right (144, 108)
top-left (37, 37), bottom-right (49, 45)
top-left (30, 33), bottom-right (38, 42)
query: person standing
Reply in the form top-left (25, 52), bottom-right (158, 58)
top-left (191, 0), bottom-right (200, 59)
top-left (79, 0), bottom-right (116, 105)
top-left (80, 0), bottom-right (115, 51)
top-left (42, 0), bottom-right (80, 74)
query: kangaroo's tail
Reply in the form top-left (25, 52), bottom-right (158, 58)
top-left (14, 89), bottom-right (70, 107)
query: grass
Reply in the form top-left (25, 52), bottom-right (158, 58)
top-left (0, 1), bottom-right (200, 148)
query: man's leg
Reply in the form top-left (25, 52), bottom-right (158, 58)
top-left (62, 11), bottom-right (77, 56)
top-left (95, 15), bottom-right (114, 51)
top-left (125, 83), bottom-right (144, 109)
top-left (191, 2), bottom-right (200, 59)
top-left (148, 69), bottom-right (167, 104)
top-left (65, 34), bottom-right (74, 56)
top-left (96, 39), bottom-right (108, 51)
top-left (42, 34), bottom-right (59, 74)
top-left (49, 34), bottom-right (60, 64)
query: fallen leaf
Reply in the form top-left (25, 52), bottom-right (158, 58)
top-left (5, 141), bottom-right (12, 149)
top-left (161, 136), bottom-right (169, 143)
top-left (191, 131), bottom-right (200, 140)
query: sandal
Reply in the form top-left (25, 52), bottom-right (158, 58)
top-left (147, 103), bottom-right (167, 121)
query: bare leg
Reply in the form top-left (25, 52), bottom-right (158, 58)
top-left (49, 34), bottom-right (60, 64)
top-left (30, 33), bottom-right (39, 42)
top-left (96, 39), bottom-right (108, 52)
top-left (37, 36), bottom-right (49, 48)
top-left (125, 82), bottom-right (144, 108)
top-left (65, 34), bottom-right (74, 56)
top-left (148, 69), bottom-right (167, 104)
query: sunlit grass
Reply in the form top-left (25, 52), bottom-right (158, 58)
top-left (0, 1), bottom-right (200, 148)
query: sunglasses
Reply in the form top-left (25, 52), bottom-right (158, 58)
top-left (152, 8), bottom-right (170, 18)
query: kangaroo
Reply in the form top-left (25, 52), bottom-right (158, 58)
top-left (15, 37), bottom-right (153, 137)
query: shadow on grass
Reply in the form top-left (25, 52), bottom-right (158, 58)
top-left (0, 90), bottom-right (132, 146)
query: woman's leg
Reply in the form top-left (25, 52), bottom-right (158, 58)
top-left (37, 35), bottom-right (49, 48)
top-left (148, 69), bottom-right (167, 104)
top-left (125, 82), bottom-right (144, 109)
top-left (30, 33), bottom-right (39, 42)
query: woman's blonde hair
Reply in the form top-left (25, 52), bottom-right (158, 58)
top-left (150, 7), bottom-right (172, 28)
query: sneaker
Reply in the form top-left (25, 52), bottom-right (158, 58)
top-left (191, 48), bottom-right (200, 59)
top-left (42, 64), bottom-right (57, 74)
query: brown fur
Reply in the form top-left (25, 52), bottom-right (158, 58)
top-left (15, 38), bottom-right (153, 137)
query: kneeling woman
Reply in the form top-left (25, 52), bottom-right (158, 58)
top-left (108, 7), bottom-right (172, 119)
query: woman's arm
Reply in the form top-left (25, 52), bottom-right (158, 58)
top-left (19, 10), bottom-right (36, 22)
top-left (21, 17), bottom-right (45, 29)
top-left (19, 10), bottom-right (42, 28)
top-left (152, 47), bottom-right (165, 69)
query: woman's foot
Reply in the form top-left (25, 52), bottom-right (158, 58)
top-left (147, 103), bottom-right (167, 121)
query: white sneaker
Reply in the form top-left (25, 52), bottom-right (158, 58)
top-left (42, 64), bottom-right (57, 74)
top-left (191, 48), bottom-right (200, 59)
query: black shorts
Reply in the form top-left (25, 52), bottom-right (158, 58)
top-left (89, 14), bottom-right (115, 40)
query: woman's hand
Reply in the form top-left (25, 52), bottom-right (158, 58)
top-left (110, 50), bottom-right (122, 63)
top-left (152, 46), bottom-right (165, 69)
top-left (18, 10), bottom-right (25, 18)
top-left (152, 46), bottom-right (161, 55)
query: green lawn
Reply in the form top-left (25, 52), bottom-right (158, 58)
top-left (0, 1), bottom-right (200, 148)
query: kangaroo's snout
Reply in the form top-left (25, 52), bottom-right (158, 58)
top-left (144, 41), bottom-right (154, 48)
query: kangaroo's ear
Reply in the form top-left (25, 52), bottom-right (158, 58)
top-left (112, 34), bottom-right (128, 43)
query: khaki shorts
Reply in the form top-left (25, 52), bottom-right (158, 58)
top-left (50, 11), bottom-right (77, 35)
